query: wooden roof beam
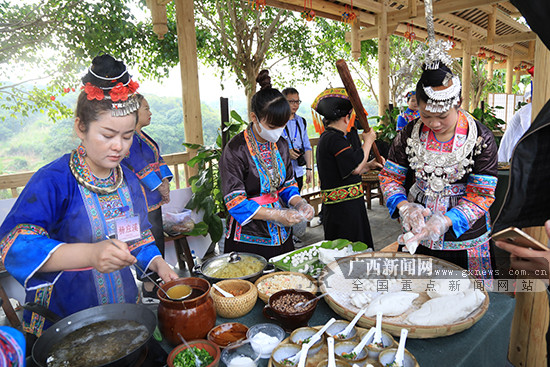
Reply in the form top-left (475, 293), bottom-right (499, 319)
top-left (478, 5), bottom-right (531, 33)
top-left (270, 0), bottom-right (376, 25)
top-left (472, 31), bottom-right (536, 48)
top-left (388, 0), bottom-right (501, 25)
top-left (339, 0), bottom-right (382, 13)
top-left (437, 13), bottom-right (487, 38)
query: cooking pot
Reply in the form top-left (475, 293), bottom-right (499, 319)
top-left (24, 302), bottom-right (156, 367)
top-left (193, 251), bottom-right (275, 283)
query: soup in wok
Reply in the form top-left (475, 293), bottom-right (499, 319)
top-left (46, 319), bottom-right (149, 367)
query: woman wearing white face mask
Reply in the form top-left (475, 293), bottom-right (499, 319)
top-left (220, 70), bottom-right (315, 258)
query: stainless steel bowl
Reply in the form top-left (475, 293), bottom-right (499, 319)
top-left (193, 252), bottom-right (275, 283)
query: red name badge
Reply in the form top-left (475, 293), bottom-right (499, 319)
top-left (115, 216), bottom-right (141, 242)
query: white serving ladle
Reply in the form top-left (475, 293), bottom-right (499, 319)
top-left (340, 306), bottom-right (368, 338)
top-left (373, 311), bottom-right (383, 345)
top-left (212, 283), bottom-right (234, 298)
top-left (393, 328), bottom-right (409, 367)
top-left (350, 328), bottom-right (376, 357)
top-left (327, 337), bottom-right (336, 367)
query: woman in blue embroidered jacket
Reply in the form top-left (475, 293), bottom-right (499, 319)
top-left (220, 70), bottom-right (315, 259)
top-left (0, 55), bottom-right (178, 342)
top-left (379, 61), bottom-right (498, 284)
top-left (396, 91), bottom-right (420, 131)
top-left (123, 94), bottom-right (172, 297)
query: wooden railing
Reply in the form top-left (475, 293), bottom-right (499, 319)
top-left (0, 139), bottom-right (321, 200)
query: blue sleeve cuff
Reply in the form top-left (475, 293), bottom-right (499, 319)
top-left (141, 171), bottom-right (163, 191)
top-left (159, 164), bottom-right (173, 181)
top-left (386, 193), bottom-right (408, 218)
top-left (446, 208), bottom-right (470, 238)
top-left (228, 200), bottom-right (261, 226)
top-left (396, 116), bottom-right (406, 131)
top-left (280, 187), bottom-right (300, 206)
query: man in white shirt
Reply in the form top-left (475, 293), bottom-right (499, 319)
top-left (498, 90), bottom-right (532, 162)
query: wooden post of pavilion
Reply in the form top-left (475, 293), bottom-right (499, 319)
top-left (175, 0), bottom-right (204, 180)
top-left (461, 27), bottom-right (472, 112)
top-left (505, 51), bottom-right (514, 94)
top-left (377, 0), bottom-right (389, 117)
top-left (507, 36), bottom-right (550, 367)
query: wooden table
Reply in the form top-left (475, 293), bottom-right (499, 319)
top-left (0, 263), bottom-right (20, 327)
top-left (164, 233), bottom-right (195, 271)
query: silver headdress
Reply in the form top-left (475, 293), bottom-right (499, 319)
top-left (82, 54), bottom-right (140, 117)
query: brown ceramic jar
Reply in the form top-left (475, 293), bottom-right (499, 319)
top-left (158, 277), bottom-right (216, 346)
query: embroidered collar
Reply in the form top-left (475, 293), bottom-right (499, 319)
top-left (69, 145), bottom-right (124, 195)
top-left (406, 110), bottom-right (485, 197)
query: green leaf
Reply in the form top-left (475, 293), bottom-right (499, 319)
top-left (185, 221), bottom-right (209, 237)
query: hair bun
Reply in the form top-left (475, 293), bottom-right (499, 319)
top-left (81, 54), bottom-right (130, 89)
top-left (256, 69), bottom-right (272, 90)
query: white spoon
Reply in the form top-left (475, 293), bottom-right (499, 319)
top-left (340, 306), bottom-right (368, 338)
top-left (327, 337), bottom-right (336, 367)
top-left (212, 283), bottom-right (234, 298)
top-left (394, 329), bottom-right (409, 367)
top-left (286, 318), bottom-right (337, 365)
top-left (373, 311), bottom-right (383, 344)
top-left (351, 328), bottom-right (376, 357)
top-left (297, 342), bottom-right (310, 367)
top-left (306, 317), bottom-right (336, 348)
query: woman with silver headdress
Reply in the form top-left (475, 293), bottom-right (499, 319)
top-left (379, 61), bottom-right (498, 283)
top-left (0, 55), bottom-right (178, 344)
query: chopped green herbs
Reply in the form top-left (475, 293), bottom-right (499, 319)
top-left (173, 346), bottom-right (214, 367)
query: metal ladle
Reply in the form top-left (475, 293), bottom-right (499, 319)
top-left (105, 236), bottom-right (190, 301)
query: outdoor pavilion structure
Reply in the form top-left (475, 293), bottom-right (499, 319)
top-left (145, 0), bottom-right (550, 365)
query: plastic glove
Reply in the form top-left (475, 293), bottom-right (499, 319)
top-left (265, 208), bottom-right (304, 227)
top-left (292, 198), bottom-right (315, 221)
top-left (398, 202), bottom-right (431, 234)
top-left (406, 212), bottom-right (450, 245)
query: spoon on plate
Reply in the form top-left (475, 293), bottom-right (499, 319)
top-left (105, 235), bottom-right (189, 301)
top-left (297, 341), bottom-right (310, 367)
top-left (295, 292), bottom-right (328, 310)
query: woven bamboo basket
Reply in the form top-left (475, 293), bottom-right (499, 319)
top-left (319, 252), bottom-right (490, 339)
top-left (254, 271), bottom-right (318, 303)
top-left (210, 279), bottom-right (257, 318)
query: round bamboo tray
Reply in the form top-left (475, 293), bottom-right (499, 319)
top-left (319, 252), bottom-right (490, 339)
top-left (210, 279), bottom-right (257, 318)
top-left (254, 271), bottom-right (318, 303)
top-left (268, 324), bottom-right (419, 367)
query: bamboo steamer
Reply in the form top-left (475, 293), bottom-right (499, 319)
top-left (254, 271), bottom-right (317, 303)
top-left (319, 252), bottom-right (490, 339)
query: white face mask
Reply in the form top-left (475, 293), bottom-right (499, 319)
top-left (257, 121), bottom-right (284, 143)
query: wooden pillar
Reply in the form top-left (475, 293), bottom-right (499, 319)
top-left (351, 21), bottom-right (361, 61)
top-left (532, 36), bottom-right (550, 117)
top-left (515, 69), bottom-right (521, 85)
top-left (377, 0), bottom-right (389, 117)
top-left (506, 54), bottom-right (514, 94)
top-left (408, 0), bottom-right (417, 18)
top-left (487, 59), bottom-right (494, 81)
top-left (507, 38), bottom-right (550, 367)
top-left (461, 27), bottom-right (472, 112)
top-left (487, 5), bottom-right (496, 45)
top-left (528, 40), bottom-right (536, 61)
top-left (175, 0), bottom-right (203, 179)
top-left (146, 0), bottom-right (168, 39)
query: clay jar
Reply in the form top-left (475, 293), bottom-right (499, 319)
top-left (158, 277), bottom-right (216, 346)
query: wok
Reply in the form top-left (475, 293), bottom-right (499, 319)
top-left (193, 251), bottom-right (275, 283)
top-left (24, 302), bottom-right (157, 367)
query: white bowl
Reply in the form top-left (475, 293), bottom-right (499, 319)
top-left (247, 323), bottom-right (285, 359)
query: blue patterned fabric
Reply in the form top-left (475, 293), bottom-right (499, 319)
top-left (0, 154), bottom-right (160, 337)
top-left (123, 130), bottom-right (173, 211)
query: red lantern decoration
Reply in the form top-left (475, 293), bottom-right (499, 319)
top-left (250, 0), bottom-right (266, 11)
top-left (301, 0), bottom-right (315, 21)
